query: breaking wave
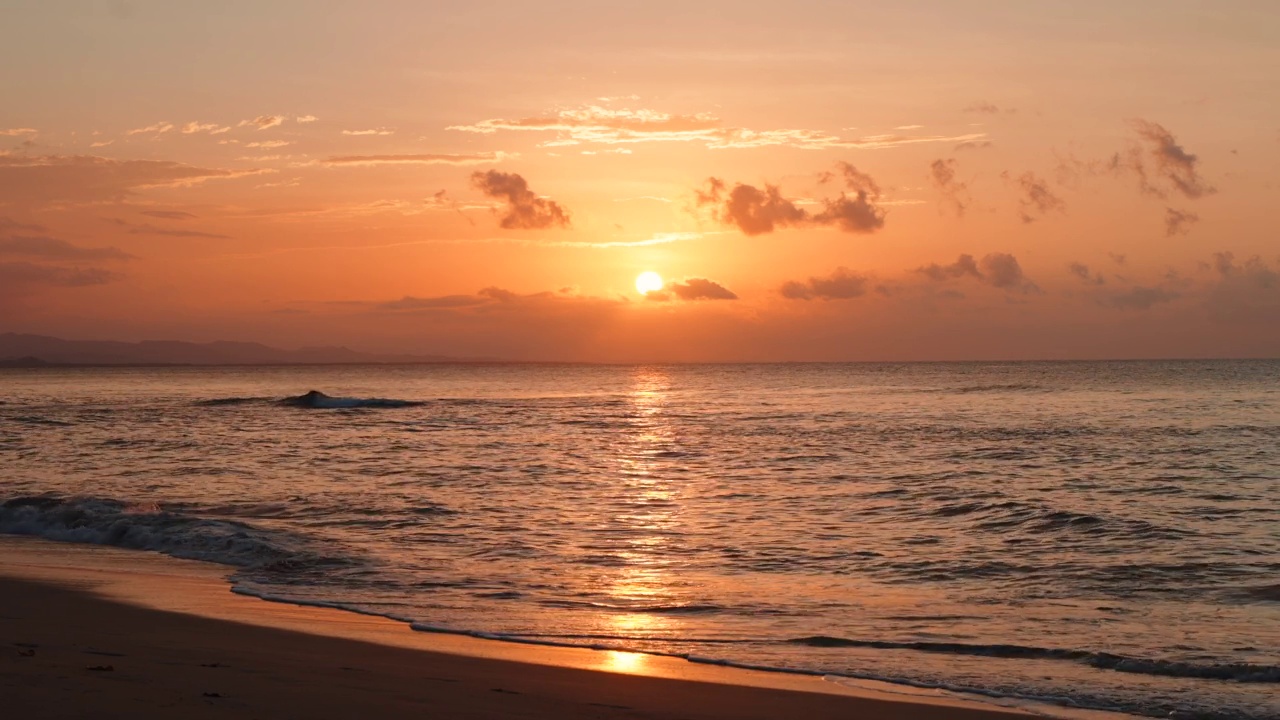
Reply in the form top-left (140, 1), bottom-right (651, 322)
top-left (788, 637), bottom-right (1280, 683)
top-left (0, 495), bottom-right (362, 577)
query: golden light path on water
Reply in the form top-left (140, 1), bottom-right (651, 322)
top-left (599, 367), bottom-right (680, 675)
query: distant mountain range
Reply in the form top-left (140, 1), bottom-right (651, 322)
top-left (0, 333), bottom-right (475, 366)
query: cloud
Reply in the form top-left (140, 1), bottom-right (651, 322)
top-left (1009, 171), bottom-right (1065, 223)
top-left (695, 178), bottom-right (807, 235)
top-left (0, 231), bottom-right (133, 262)
top-left (470, 170), bottom-right (570, 230)
top-left (126, 122), bottom-right (174, 136)
top-left (780, 267), bottom-right (869, 300)
top-left (697, 163), bottom-right (886, 236)
top-left (1067, 262), bottom-right (1106, 285)
top-left (240, 115), bottom-right (285, 130)
top-left (181, 121), bottom-right (230, 135)
top-left (1205, 252), bottom-right (1280, 321)
top-left (1127, 120), bottom-right (1214, 200)
top-left (379, 294), bottom-right (492, 310)
top-left (296, 115), bottom-right (318, 124)
top-left (1164, 207), bottom-right (1199, 236)
top-left (0, 128), bottom-right (37, 137)
top-left (963, 101), bottom-right (1002, 114)
top-left (917, 253), bottom-right (1038, 293)
top-left (125, 223), bottom-right (229, 239)
top-left (1100, 285), bottom-right (1180, 310)
top-left (918, 254), bottom-right (981, 282)
top-left (0, 261), bottom-right (121, 288)
top-left (646, 277), bottom-right (738, 302)
top-left (930, 158), bottom-right (969, 216)
top-left (0, 154), bottom-right (269, 204)
top-left (341, 128), bottom-right (394, 136)
top-left (140, 210), bottom-right (197, 220)
top-left (449, 104), bottom-right (986, 151)
top-left (245, 140), bottom-right (291, 149)
top-left (321, 152), bottom-right (505, 167)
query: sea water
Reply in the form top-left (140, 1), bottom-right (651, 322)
top-left (1, 361), bottom-right (1277, 719)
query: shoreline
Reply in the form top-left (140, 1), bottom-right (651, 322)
top-left (0, 536), bottom-right (1058, 719)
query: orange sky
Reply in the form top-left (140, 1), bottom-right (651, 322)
top-left (1, 1), bottom-right (1277, 361)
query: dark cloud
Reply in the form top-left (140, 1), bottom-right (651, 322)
top-left (1100, 286), bottom-right (1180, 310)
top-left (1108, 252), bottom-right (1128, 266)
top-left (1164, 207), bottom-right (1199, 236)
top-left (378, 294), bottom-right (491, 311)
top-left (1128, 120), bottom-right (1214, 200)
top-left (918, 253), bottom-right (1038, 293)
top-left (814, 162), bottom-right (886, 233)
top-left (918, 254), bottom-right (981, 282)
top-left (0, 154), bottom-right (264, 204)
top-left (0, 234), bottom-right (133, 261)
top-left (1205, 252), bottom-right (1280, 322)
top-left (647, 277), bottom-right (738, 302)
top-left (955, 140), bottom-right (994, 151)
top-left (105, 218), bottom-right (229, 239)
top-left (0, 217), bottom-right (47, 234)
top-left (140, 210), bottom-right (197, 220)
top-left (1067, 262), bottom-right (1105, 286)
top-left (963, 101), bottom-right (1003, 115)
top-left (980, 253), bottom-right (1034, 290)
top-left (1009, 171), bottom-right (1065, 223)
top-left (780, 267), bottom-right (869, 300)
top-left (930, 158), bottom-right (969, 217)
top-left (695, 178), bottom-right (808, 235)
top-left (697, 163), bottom-right (885, 236)
top-left (470, 170), bottom-right (571, 230)
top-left (0, 261), bottom-right (121, 288)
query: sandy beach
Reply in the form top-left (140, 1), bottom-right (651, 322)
top-left (0, 537), bottom-right (1034, 720)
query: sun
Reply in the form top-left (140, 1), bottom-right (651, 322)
top-left (635, 271), bottom-right (664, 295)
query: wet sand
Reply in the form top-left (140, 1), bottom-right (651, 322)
top-left (0, 537), bottom-right (1030, 719)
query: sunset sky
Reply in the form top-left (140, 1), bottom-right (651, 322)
top-left (2, 1), bottom-right (1277, 361)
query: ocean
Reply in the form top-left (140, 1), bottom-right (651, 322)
top-left (1, 361), bottom-right (1277, 719)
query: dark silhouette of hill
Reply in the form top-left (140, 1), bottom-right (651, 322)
top-left (0, 333), bottom-right (474, 366)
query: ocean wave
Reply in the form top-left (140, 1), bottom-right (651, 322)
top-left (280, 390), bottom-right (424, 409)
top-left (0, 495), bottom-right (362, 577)
top-left (194, 391), bottom-right (424, 409)
top-left (195, 396), bottom-right (274, 406)
top-left (787, 637), bottom-right (1280, 683)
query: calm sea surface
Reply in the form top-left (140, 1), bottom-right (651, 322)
top-left (1, 362), bottom-right (1277, 719)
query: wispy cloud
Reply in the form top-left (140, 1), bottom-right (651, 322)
top-left (240, 115), bottom-right (285, 130)
top-left (341, 128), bottom-right (394, 136)
top-left (126, 122), bottom-right (174, 136)
top-left (140, 210), bottom-right (197, 220)
top-left (1126, 119), bottom-right (1215, 200)
top-left (321, 152), bottom-right (506, 167)
top-left (0, 261), bottom-right (122, 289)
top-left (450, 105), bottom-right (985, 151)
top-left (1008, 171), bottom-right (1065, 223)
top-left (245, 140), bottom-right (292, 148)
top-left (0, 154), bottom-right (270, 204)
top-left (0, 228), bottom-right (133, 262)
top-left (930, 158), bottom-right (970, 217)
top-left (0, 128), bottom-right (37, 137)
top-left (1164, 207), bottom-right (1199, 236)
top-left (181, 121), bottom-right (230, 135)
top-left (295, 115), bottom-right (318, 124)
